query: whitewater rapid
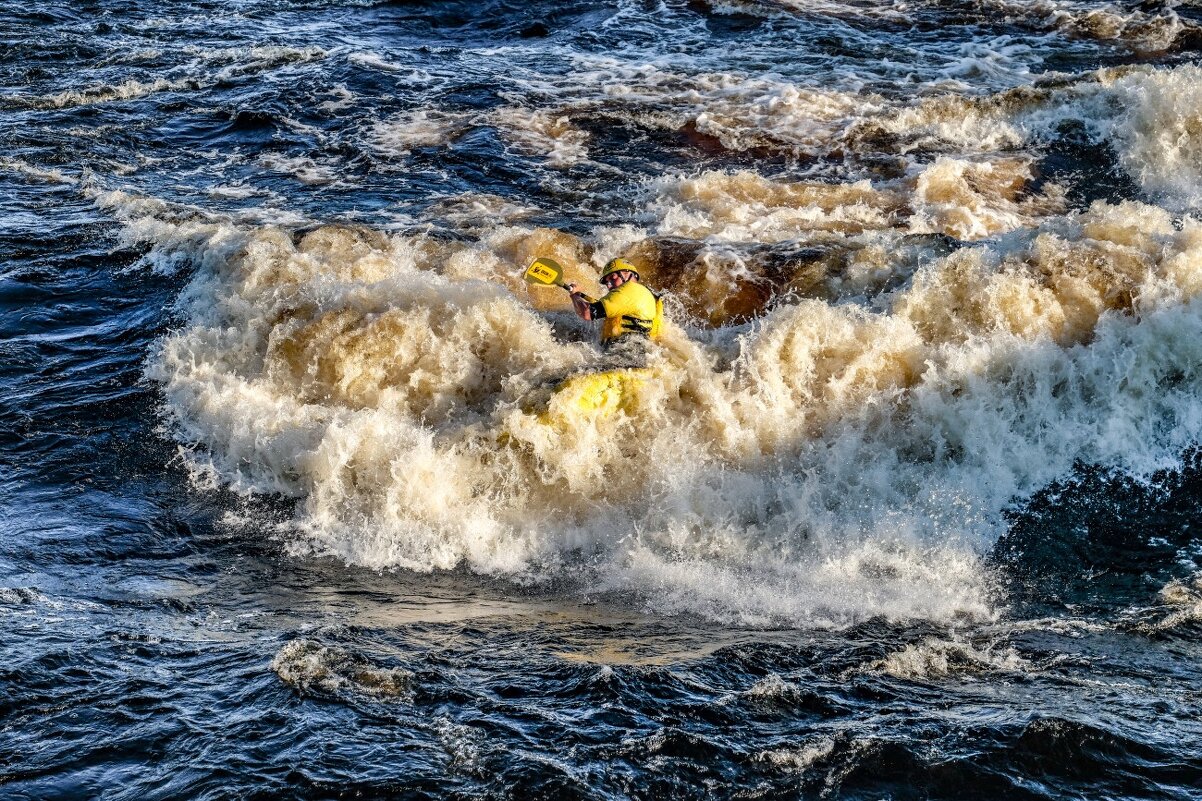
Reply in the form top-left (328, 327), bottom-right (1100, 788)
top-left (9, 3), bottom-right (1202, 797)
top-left (75, 59), bottom-right (1197, 626)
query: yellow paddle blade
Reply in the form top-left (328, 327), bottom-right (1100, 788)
top-left (524, 257), bottom-right (565, 287)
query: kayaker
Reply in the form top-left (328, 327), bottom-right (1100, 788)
top-left (565, 258), bottom-right (663, 365)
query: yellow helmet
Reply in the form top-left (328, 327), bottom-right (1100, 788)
top-left (600, 257), bottom-right (639, 281)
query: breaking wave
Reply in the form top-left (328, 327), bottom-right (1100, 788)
top-left (65, 33), bottom-right (1198, 628)
top-left (118, 190), bottom-right (1202, 627)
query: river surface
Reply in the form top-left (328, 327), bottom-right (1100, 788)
top-left (4, 1), bottom-right (1202, 798)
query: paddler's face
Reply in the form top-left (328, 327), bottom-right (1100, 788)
top-left (602, 271), bottom-right (629, 290)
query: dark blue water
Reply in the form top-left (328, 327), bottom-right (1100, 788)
top-left (4, 1), bottom-right (1202, 798)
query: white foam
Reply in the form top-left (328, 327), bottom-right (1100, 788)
top-left (731, 0), bottom-right (908, 23)
top-left (347, 52), bottom-right (438, 85)
top-left (1131, 574), bottom-right (1202, 633)
top-left (1092, 65), bottom-right (1202, 207)
top-left (427, 193), bottom-right (542, 230)
top-left (369, 105), bottom-right (592, 167)
top-left (432, 716), bottom-right (484, 770)
top-left (489, 107), bottom-right (591, 168)
top-left (127, 188), bottom-right (1202, 628)
top-left (866, 636), bottom-right (1028, 680)
top-left (367, 109), bottom-right (475, 158)
top-left (1, 158), bottom-right (77, 185)
top-left (0, 587), bottom-right (47, 606)
top-left (317, 84), bottom-right (356, 113)
top-left (272, 639), bottom-right (414, 700)
top-left (755, 737), bottom-right (836, 773)
top-left (652, 159), bottom-right (1063, 243)
top-left (748, 0), bottom-right (1188, 52)
top-left (26, 77), bottom-right (199, 109)
top-left (971, 0), bottom-right (1187, 51)
top-left (14, 46), bottom-right (328, 110)
top-left (256, 154), bottom-right (341, 186)
top-left (596, 66), bottom-right (881, 156)
top-left (206, 183), bottom-right (267, 200)
top-left (879, 63), bottom-right (1202, 209)
top-left (186, 45), bottom-right (327, 71)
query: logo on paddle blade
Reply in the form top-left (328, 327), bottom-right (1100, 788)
top-left (525, 257), bottom-right (563, 285)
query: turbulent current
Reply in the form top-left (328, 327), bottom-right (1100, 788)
top-left (4, 1), bottom-right (1202, 798)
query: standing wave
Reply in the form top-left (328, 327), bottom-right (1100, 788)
top-left (109, 177), bottom-right (1202, 626)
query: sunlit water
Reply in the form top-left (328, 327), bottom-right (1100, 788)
top-left (3, 1), bottom-right (1202, 798)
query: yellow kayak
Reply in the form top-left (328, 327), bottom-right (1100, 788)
top-left (540, 367), bottom-right (655, 421)
top-left (499, 367), bottom-right (658, 441)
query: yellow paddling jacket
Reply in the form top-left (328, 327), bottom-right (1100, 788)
top-left (597, 280), bottom-right (664, 344)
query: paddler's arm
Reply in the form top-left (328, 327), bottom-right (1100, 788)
top-left (565, 283), bottom-right (605, 322)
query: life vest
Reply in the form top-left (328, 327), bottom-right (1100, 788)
top-left (599, 280), bottom-right (663, 344)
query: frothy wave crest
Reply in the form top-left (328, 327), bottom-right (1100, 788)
top-left (111, 166), bottom-right (1202, 625)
